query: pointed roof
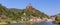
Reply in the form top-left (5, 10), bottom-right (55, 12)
top-left (26, 3), bottom-right (32, 8)
top-left (28, 3), bottom-right (32, 6)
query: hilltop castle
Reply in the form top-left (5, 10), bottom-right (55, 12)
top-left (26, 3), bottom-right (35, 13)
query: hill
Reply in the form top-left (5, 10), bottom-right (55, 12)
top-left (0, 4), bottom-right (48, 21)
top-left (52, 14), bottom-right (60, 24)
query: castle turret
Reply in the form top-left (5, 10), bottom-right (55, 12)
top-left (26, 3), bottom-right (32, 9)
top-left (26, 3), bottom-right (34, 13)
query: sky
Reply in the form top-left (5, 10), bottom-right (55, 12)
top-left (0, 0), bottom-right (60, 16)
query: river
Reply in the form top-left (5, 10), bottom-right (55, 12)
top-left (31, 22), bottom-right (57, 25)
top-left (1, 22), bottom-right (57, 25)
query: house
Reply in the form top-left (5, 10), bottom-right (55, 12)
top-left (29, 17), bottom-right (42, 22)
top-left (47, 17), bottom-right (55, 22)
top-left (42, 18), bottom-right (48, 22)
top-left (21, 12), bottom-right (29, 21)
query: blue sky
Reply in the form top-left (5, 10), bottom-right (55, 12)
top-left (0, 0), bottom-right (60, 16)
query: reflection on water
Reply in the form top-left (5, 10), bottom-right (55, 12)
top-left (7, 23), bottom-right (25, 25)
top-left (0, 22), bottom-right (57, 25)
top-left (32, 22), bottom-right (57, 25)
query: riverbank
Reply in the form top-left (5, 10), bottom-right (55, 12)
top-left (0, 22), bottom-right (7, 24)
top-left (0, 17), bottom-right (55, 24)
top-left (0, 22), bottom-right (57, 25)
top-left (0, 20), bottom-right (54, 24)
top-left (0, 20), bottom-right (30, 24)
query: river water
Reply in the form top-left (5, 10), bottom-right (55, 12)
top-left (1, 22), bottom-right (57, 25)
top-left (31, 22), bottom-right (57, 25)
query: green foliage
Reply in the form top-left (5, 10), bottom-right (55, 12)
top-left (55, 15), bottom-right (60, 21)
top-left (0, 4), bottom-right (49, 21)
top-left (53, 14), bottom-right (60, 24)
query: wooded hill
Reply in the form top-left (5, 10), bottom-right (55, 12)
top-left (0, 4), bottom-right (48, 21)
top-left (53, 14), bottom-right (60, 24)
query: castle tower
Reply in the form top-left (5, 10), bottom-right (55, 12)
top-left (26, 3), bottom-right (33, 13)
top-left (26, 3), bottom-right (32, 9)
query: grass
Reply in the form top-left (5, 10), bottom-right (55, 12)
top-left (0, 22), bottom-right (7, 24)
